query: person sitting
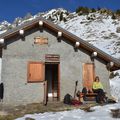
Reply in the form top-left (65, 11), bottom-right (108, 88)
top-left (92, 76), bottom-right (106, 103)
top-left (81, 87), bottom-right (87, 101)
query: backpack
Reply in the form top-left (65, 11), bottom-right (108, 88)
top-left (82, 87), bottom-right (87, 94)
top-left (63, 94), bottom-right (73, 104)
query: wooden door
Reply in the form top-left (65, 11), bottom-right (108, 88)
top-left (83, 63), bottom-right (95, 90)
top-left (28, 62), bottom-right (45, 82)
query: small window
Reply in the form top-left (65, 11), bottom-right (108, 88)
top-left (27, 62), bottom-right (45, 82)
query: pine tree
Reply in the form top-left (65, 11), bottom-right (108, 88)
top-left (116, 9), bottom-right (120, 15)
top-left (76, 6), bottom-right (89, 15)
top-left (91, 8), bottom-right (96, 13)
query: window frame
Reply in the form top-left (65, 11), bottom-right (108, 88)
top-left (27, 61), bottom-right (45, 83)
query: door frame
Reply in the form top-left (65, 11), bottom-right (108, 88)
top-left (58, 64), bottom-right (60, 100)
top-left (45, 63), bottom-right (60, 101)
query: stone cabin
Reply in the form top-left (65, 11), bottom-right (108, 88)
top-left (0, 17), bottom-right (120, 106)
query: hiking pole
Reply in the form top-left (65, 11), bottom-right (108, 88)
top-left (74, 80), bottom-right (78, 99)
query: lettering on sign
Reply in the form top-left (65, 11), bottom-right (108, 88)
top-left (45, 54), bottom-right (60, 62)
top-left (34, 36), bottom-right (48, 45)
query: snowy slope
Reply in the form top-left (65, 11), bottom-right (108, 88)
top-left (59, 13), bottom-right (120, 58)
top-left (110, 70), bottom-right (120, 101)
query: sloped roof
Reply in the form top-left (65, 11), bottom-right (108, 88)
top-left (0, 17), bottom-right (120, 71)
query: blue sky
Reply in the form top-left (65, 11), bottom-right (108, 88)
top-left (0, 0), bottom-right (120, 23)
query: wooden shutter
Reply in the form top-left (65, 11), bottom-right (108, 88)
top-left (28, 62), bottom-right (45, 82)
top-left (83, 63), bottom-right (95, 90)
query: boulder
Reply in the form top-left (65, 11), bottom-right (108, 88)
top-left (116, 27), bottom-right (120, 33)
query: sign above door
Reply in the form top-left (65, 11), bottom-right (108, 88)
top-left (45, 54), bottom-right (60, 63)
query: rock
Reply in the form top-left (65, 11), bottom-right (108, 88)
top-left (25, 117), bottom-right (35, 120)
top-left (116, 27), bottom-right (120, 33)
top-left (111, 109), bottom-right (120, 118)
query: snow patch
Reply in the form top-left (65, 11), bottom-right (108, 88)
top-left (16, 103), bottom-right (120, 120)
top-left (110, 70), bottom-right (120, 101)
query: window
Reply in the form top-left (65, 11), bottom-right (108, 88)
top-left (27, 62), bottom-right (45, 82)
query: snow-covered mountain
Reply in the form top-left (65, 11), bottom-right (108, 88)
top-left (0, 8), bottom-right (120, 100)
top-left (0, 8), bottom-right (71, 31)
top-left (59, 13), bottom-right (120, 59)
